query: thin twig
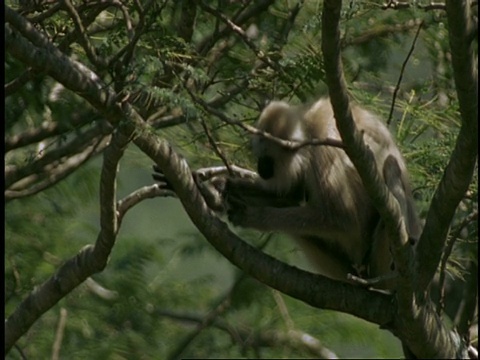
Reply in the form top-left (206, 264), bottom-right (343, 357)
top-left (117, 184), bottom-right (176, 222)
top-left (51, 308), bottom-right (67, 360)
top-left (199, 118), bottom-right (234, 176)
top-left (62, 0), bottom-right (108, 68)
top-left (185, 87), bottom-right (345, 151)
top-left (5, 136), bottom-right (108, 202)
top-left (197, 1), bottom-right (281, 72)
top-left (387, 21), bottom-right (424, 125)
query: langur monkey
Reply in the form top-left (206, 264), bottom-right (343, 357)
top-left (226, 98), bottom-right (421, 289)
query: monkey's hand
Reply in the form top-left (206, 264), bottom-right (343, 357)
top-left (153, 164), bottom-right (228, 212)
top-left (224, 178), bottom-right (268, 227)
top-left (225, 193), bottom-right (249, 227)
top-left (152, 164), bottom-right (173, 191)
top-left (199, 175), bottom-right (227, 212)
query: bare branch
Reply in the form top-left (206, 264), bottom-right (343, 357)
top-left (199, 117), bottom-right (234, 176)
top-left (418, 3), bottom-right (447, 11)
top-left (4, 6), bottom-right (396, 354)
top-left (382, 1), bottom-right (411, 10)
top-left (196, 0), bottom-right (275, 56)
top-left (97, 130), bottom-right (132, 257)
top-left (62, 0), bottom-right (107, 68)
top-left (321, 1), bottom-right (411, 270)
top-left (194, 165), bottom-right (257, 182)
top-left (117, 184), bottom-right (176, 222)
top-left (4, 129), bottom-right (133, 353)
top-left (51, 308), bottom-right (67, 360)
top-left (197, 1), bottom-right (281, 72)
top-left (84, 278), bottom-right (118, 301)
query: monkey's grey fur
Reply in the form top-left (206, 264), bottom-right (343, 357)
top-left (226, 98), bottom-right (421, 289)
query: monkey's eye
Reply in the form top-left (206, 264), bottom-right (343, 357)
top-left (257, 156), bottom-right (275, 179)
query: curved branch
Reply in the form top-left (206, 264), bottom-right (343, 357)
top-left (321, 1), bottom-right (411, 270)
top-left (320, 1), bottom-right (463, 358)
top-left (5, 5), bottom-right (395, 354)
top-left (117, 184), bottom-right (176, 222)
top-left (4, 128), bottom-right (131, 354)
top-left (95, 130), bottom-right (132, 259)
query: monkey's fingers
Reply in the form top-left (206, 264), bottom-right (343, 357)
top-left (225, 192), bottom-right (247, 208)
top-left (226, 195), bottom-right (248, 225)
top-left (224, 179), bottom-right (252, 203)
top-left (152, 164), bottom-right (162, 173)
top-left (209, 176), bottom-right (227, 194)
top-left (151, 164), bottom-right (173, 190)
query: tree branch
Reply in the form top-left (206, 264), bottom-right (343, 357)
top-left (5, 136), bottom-right (108, 202)
top-left (6, 123), bottom-right (111, 189)
top-left (416, 0), bottom-right (478, 289)
top-left (320, 1), bottom-right (464, 357)
top-left (387, 21), bottom-right (424, 125)
top-left (5, 7), bottom-right (397, 354)
top-left (5, 108), bottom-right (98, 152)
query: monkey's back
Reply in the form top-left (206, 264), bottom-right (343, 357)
top-left (295, 98), bottom-right (409, 282)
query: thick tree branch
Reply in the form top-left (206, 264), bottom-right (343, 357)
top-left (416, 0), bottom-right (478, 290)
top-left (5, 7), bottom-right (396, 354)
top-left (4, 127), bottom-right (132, 354)
top-left (96, 130), bottom-right (132, 259)
top-left (321, 1), bottom-right (411, 280)
top-left (320, 1), bottom-right (464, 358)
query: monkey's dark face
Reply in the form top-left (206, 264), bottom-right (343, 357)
top-left (257, 155), bottom-right (275, 179)
top-left (252, 137), bottom-right (293, 180)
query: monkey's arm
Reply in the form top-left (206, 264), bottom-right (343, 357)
top-left (227, 199), bottom-right (354, 239)
top-left (226, 177), bottom-right (305, 208)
